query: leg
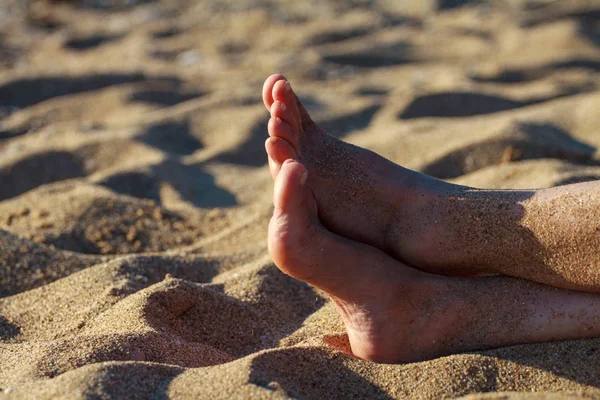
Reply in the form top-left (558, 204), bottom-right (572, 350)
top-left (268, 158), bottom-right (600, 363)
top-left (407, 182), bottom-right (600, 292)
top-left (263, 74), bottom-right (600, 291)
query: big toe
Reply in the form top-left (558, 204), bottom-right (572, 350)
top-left (268, 160), bottom-right (320, 279)
top-left (271, 159), bottom-right (313, 225)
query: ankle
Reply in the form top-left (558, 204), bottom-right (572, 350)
top-left (382, 173), bottom-right (452, 266)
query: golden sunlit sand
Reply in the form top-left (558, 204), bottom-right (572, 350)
top-left (1, 0), bottom-right (600, 398)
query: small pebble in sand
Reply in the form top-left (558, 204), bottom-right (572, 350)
top-left (177, 50), bottom-right (201, 66)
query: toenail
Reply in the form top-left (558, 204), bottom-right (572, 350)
top-left (280, 103), bottom-right (287, 111)
top-left (300, 169), bottom-right (308, 186)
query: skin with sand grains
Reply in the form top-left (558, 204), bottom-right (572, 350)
top-left (262, 74), bottom-right (600, 363)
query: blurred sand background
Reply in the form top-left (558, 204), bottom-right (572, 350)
top-left (1, 0), bottom-right (600, 398)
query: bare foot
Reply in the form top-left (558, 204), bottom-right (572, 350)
top-left (268, 157), bottom-right (450, 362)
top-left (262, 74), bottom-right (480, 276)
top-left (268, 158), bottom-right (600, 363)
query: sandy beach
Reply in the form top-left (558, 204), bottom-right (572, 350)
top-left (2, 0), bottom-right (600, 398)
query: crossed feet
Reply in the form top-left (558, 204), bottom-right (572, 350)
top-left (261, 74), bottom-right (600, 363)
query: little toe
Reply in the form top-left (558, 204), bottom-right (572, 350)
top-left (263, 73), bottom-right (287, 111)
top-left (265, 136), bottom-right (297, 179)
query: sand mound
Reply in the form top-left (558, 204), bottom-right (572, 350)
top-left (2, 0), bottom-right (600, 398)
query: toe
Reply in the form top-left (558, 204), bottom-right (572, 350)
top-left (269, 159), bottom-right (318, 279)
top-left (270, 101), bottom-right (300, 138)
top-left (272, 80), bottom-right (302, 130)
top-left (272, 159), bottom-right (309, 214)
top-left (263, 73), bottom-right (287, 111)
top-left (265, 136), bottom-right (297, 179)
top-left (268, 116), bottom-right (299, 153)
